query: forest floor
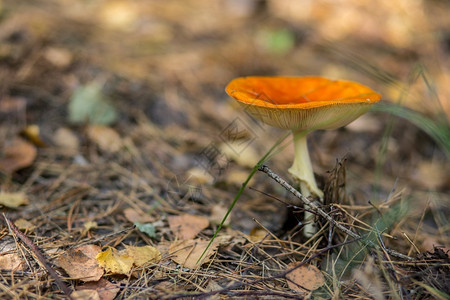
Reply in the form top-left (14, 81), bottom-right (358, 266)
top-left (0, 0), bottom-right (449, 299)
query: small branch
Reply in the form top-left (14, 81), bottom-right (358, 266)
top-left (258, 165), bottom-right (359, 238)
top-left (3, 214), bottom-right (73, 299)
top-left (257, 165), bottom-right (414, 261)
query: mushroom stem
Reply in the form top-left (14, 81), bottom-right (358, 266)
top-left (288, 131), bottom-right (323, 237)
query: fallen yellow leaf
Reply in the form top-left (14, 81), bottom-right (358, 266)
top-left (124, 245), bottom-right (161, 268)
top-left (96, 247), bottom-right (134, 275)
top-left (96, 245), bottom-right (161, 275)
top-left (0, 192), bottom-right (29, 208)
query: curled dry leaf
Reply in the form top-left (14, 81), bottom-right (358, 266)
top-left (169, 239), bottom-right (218, 269)
top-left (0, 138), bottom-right (37, 174)
top-left (168, 214), bottom-right (209, 240)
top-left (56, 245), bottom-right (104, 282)
top-left (285, 262), bottom-right (325, 293)
top-left (0, 192), bottom-right (29, 208)
top-left (96, 245), bottom-right (161, 275)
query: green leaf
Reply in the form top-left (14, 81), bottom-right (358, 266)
top-left (68, 82), bottom-right (118, 125)
top-left (134, 222), bottom-right (156, 238)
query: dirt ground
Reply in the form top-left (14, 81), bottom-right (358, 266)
top-left (0, 0), bottom-right (449, 299)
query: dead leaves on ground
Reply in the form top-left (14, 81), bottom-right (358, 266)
top-left (168, 239), bottom-right (218, 269)
top-left (57, 245), bottom-right (104, 282)
top-left (168, 213), bottom-right (209, 240)
top-left (285, 262), bottom-right (325, 294)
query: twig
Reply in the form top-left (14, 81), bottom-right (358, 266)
top-left (258, 165), bottom-right (359, 238)
top-left (3, 214), bottom-right (73, 299)
top-left (257, 165), bottom-right (414, 261)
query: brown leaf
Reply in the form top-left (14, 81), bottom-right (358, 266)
top-left (0, 253), bottom-right (23, 271)
top-left (168, 214), bottom-right (209, 240)
top-left (53, 127), bottom-right (80, 151)
top-left (71, 289), bottom-right (100, 300)
top-left (56, 245), bottom-right (104, 282)
top-left (169, 239), bottom-right (218, 269)
top-left (285, 262), bottom-right (325, 293)
top-left (87, 125), bottom-right (122, 153)
top-left (77, 278), bottom-right (120, 300)
top-left (123, 208), bottom-right (154, 224)
top-left (0, 138), bottom-right (37, 174)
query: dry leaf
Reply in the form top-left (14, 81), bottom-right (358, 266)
top-left (56, 245), bottom-right (104, 282)
top-left (0, 138), bottom-right (37, 174)
top-left (248, 227), bottom-right (267, 242)
top-left (71, 290), bottom-right (100, 300)
top-left (0, 253), bottom-right (23, 271)
top-left (0, 192), bottom-right (29, 208)
top-left (14, 218), bottom-right (35, 231)
top-left (286, 262), bottom-right (325, 293)
top-left (123, 207), bottom-right (154, 223)
top-left (96, 247), bottom-right (134, 275)
top-left (169, 239), bottom-right (218, 269)
top-left (87, 125), bottom-right (122, 153)
top-left (123, 245), bottom-right (161, 268)
top-left (53, 127), bottom-right (79, 151)
top-left (77, 278), bottom-right (120, 300)
top-left (96, 245), bottom-right (161, 275)
top-left (168, 214), bottom-right (209, 240)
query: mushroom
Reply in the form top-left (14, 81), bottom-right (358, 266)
top-left (225, 76), bottom-right (381, 237)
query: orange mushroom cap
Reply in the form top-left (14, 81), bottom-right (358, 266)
top-left (225, 76), bottom-right (381, 131)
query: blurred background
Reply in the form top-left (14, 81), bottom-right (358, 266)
top-left (0, 0), bottom-right (449, 246)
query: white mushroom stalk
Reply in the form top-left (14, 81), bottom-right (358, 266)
top-left (288, 131), bottom-right (323, 237)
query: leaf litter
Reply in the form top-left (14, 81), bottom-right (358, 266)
top-left (0, 0), bottom-right (448, 299)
